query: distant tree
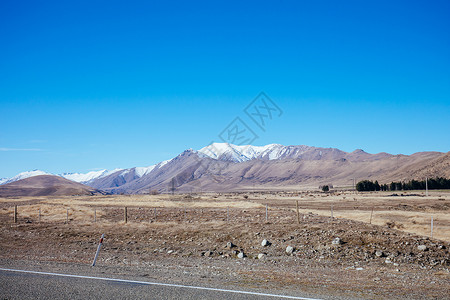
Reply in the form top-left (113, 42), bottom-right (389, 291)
top-left (356, 180), bottom-right (376, 191)
top-left (356, 178), bottom-right (450, 192)
top-left (374, 180), bottom-right (381, 191)
top-left (390, 182), bottom-right (396, 191)
top-left (322, 185), bottom-right (329, 192)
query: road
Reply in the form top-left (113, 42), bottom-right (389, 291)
top-left (0, 268), bottom-right (321, 300)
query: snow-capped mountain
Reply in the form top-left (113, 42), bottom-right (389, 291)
top-left (0, 170), bottom-right (51, 185)
top-left (0, 143), bottom-right (371, 187)
top-left (197, 143), bottom-right (320, 162)
top-left (0, 157), bottom-right (175, 187)
top-left (60, 169), bottom-right (123, 184)
top-left (3, 142), bottom-right (442, 194)
top-left (119, 159), bottom-right (172, 179)
top-left (197, 143), bottom-right (292, 162)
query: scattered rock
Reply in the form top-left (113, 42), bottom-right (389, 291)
top-left (375, 250), bottom-right (384, 257)
top-left (225, 242), bottom-right (236, 249)
top-left (204, 251), bottom-right (213, 257)
top-left (261, 239), bottom-right (271, 247)
top-left (286, 246), bottom-right (294, 255)
top-left (237, 252), bottom-right (245, 259)
top-left (417, 245), bottom-right (428, 251)
top-left (332, 237), bottom-right (342, 245)
top-left (167, 250), bottom-right (174, 254)
top-left (258, 253), bottom-right (265, 259)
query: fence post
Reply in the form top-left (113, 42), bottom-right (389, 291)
top-left (265, 204), bottom-right (268, 222)
top-left (431, 216), bottom-right (434, 238)
top-left (124, 207), bottom-right (128, 223)
top-left (296, 200), bottom-right (300, 225)
top-left (14, 205), bottom-right (17, 223)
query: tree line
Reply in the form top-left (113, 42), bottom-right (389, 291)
top-left (355, 177), bottom-right (450, 192)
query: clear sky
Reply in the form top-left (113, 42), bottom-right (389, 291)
top-left (1, 0), bottom-right (449, 178)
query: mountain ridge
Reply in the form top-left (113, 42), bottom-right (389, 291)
top-left (1, 143), bottom-right (448, 194)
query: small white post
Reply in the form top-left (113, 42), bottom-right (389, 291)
top-left (92, 234), bottom-right (104, 266)
top-left (154, 207), bottom-right (157, 219)
top-left (431, 216), bottom-right (433, 238)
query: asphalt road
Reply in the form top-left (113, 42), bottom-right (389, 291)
top-left (0, 268), bottom-right (321, 300)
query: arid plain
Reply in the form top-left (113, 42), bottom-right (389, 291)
top-left (1, 190), bottom-right (449, 299)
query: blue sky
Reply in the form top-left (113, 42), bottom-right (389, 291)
top-left (1, 0), bottom-right (449, 178)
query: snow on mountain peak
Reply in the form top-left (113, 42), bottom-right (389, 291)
top-left (120, 159), bottom-right (173, 178)
top-left (197, 143), bottom-right (287, 162)
top-left (0, 170), bottom-right (51, 185)
top-left (61, 169), bottom-right (123, 183)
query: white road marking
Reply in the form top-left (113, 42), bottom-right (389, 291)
top-left (0, 267), bottom-right (321, 300)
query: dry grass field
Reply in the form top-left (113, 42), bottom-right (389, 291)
top-left (1, 190), bottom-right (449, 242)
top-left (248, 190), bottom-right (450, 242)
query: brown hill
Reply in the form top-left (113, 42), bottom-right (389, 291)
top-left (406, 152), bottom-right (450, 180)
top-left (0, 175), bottom-right (101, 197)
top-left (86, 149), bottom-right (448, 193)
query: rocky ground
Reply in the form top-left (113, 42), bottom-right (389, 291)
top-left (1, 199), bottom-right (449, 299)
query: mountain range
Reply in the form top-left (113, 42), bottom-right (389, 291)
top-left (0, 175), bottom-right (102, 197)
top-left (1, 143), bottom-right (449, 195)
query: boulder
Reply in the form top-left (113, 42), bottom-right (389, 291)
top-left (417, 245), bottom-right (428, 251)
top-left (286, 246), bottom-right (294, 255)
top-left (261, 239), bottom-right (271, 247)
top-left (332, 237), bottom-right (342, 245)
top-left (225, 242), bottom-right (236, 249)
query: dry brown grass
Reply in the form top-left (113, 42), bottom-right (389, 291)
top-left (1, 191), bottom-right (449, 242)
